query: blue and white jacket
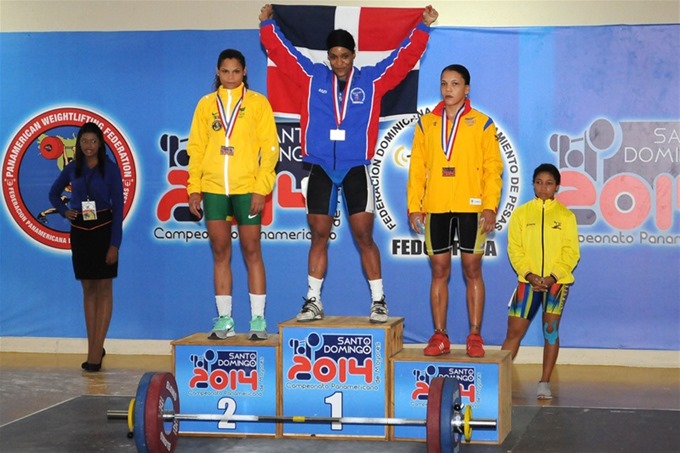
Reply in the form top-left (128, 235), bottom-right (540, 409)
top-left (261, 19), bottom-right (431, 170)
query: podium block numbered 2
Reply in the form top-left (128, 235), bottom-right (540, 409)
top-left (171, 333), bottom-right (280, 437)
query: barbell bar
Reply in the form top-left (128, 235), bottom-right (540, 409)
top-left (107, 371), bottom-right (497, 453)
top-left (107, 409), bottom-right (498, 428)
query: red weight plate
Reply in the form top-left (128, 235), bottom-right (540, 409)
top-left (144, 372), bottom-right (180, 452)
top-left (39, 136), bottom-right (64, 160)
top-left (426, 377), bottom-right (444, 453)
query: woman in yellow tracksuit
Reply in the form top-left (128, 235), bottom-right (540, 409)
top-left (407, 64), bottom-right (503, 359)
top-left (501, 163), bottom-right (580, 399)
top-left (187, 49), bottom-right (279, 341)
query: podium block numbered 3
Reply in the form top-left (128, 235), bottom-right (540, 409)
top-left (391, 348), bottom-right (512, 444)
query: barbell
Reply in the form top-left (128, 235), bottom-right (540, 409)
top-left (107, 371), bottom-right (497, 453)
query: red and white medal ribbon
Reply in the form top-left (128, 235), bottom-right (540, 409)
top-left (332, 68), bottom-right (354, 128)
top-left (441, 98), bottom-right (471, 161)
top-left (216, 85), bottom-right (246, 146)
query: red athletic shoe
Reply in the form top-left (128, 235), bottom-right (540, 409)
top-left (424, 332), bottom-right (451, 356)
top-left (466, 333), bottom-right (485, 358)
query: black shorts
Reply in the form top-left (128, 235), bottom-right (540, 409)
top-left (424, 212), bottom-right (486, 255)
top-left (70, 210), bottom-right (118, 280)
top-left (305, 164), bottom-right (374, 216)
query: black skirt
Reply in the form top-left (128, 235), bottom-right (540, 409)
top-left (70, 210), bottom-right (118, 280)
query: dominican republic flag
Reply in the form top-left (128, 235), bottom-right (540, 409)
top-left (268, 4), bottom-right (423, 121)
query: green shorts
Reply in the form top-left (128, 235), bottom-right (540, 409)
top-left (202, 192), bottom-right (261, 225)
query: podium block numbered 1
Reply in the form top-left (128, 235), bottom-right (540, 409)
top-left (279, 316), bottom-right (404, 440)
top-left (171, 333), bottom-right (280, 437)
top-left (391, 348), bottom-right (512, 444)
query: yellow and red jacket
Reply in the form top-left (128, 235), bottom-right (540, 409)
top-left (187, 84), bottom-right (279, 196)
top-left (407, 100), bottom-right (503, 214)
top-left (508, 197), bottom-right (580, 284)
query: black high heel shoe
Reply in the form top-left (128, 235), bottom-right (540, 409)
top-left (81, 349), bottom-right (105, 372)
top-left (81, 361), bottom-right (101, 372)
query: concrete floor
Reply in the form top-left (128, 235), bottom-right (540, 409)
top-left (1, 351), bottom-right (679, 452)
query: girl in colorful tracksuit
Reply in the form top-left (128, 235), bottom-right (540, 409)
top-left (186, 49), bottom-right (279, 341)
top-left (501, 163), bottom-right (580, 399)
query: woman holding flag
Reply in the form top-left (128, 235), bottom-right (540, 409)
top-left (259, 3), bottom-right (439, 324)
top-left (187, 49), bottom-right (279, 341)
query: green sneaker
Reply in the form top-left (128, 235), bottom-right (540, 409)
top-left (248, 315), bottom-right (268, 340)
top-left (209, 316), bottom-right (235, 339)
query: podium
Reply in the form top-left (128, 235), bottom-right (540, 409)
top-left (279, 316), bottom-right (403, 439)
top-left (171, 333), bottom-right (280, 437)
top-left (170, 319), bottom-right (511, 444)
top-left (391, 347), bottom-right (512, 444)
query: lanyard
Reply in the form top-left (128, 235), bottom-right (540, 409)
top-left (216, 86), bottom-right (246, 145)
top-left (441, 98), bottom-right (471, 161)
top-left (84, 166), bottom-right (96, 201)
top-left (332, 68), bottom-right (354, 128)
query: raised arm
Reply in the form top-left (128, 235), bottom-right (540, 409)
top-left (258, 3), bottom-right (314, 82)
top-left (422, 5), bottom-right (439, 26)
top-left (258, 3), bottom-right (273, 22)
top-left (372, 5), bottom-right (439, 95)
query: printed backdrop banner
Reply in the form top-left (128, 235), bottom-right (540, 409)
top-left (1, 25), bottom-right (678, 351)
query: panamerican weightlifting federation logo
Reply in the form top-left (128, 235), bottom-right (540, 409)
top-left (2, 107), bottom-right (138, 250)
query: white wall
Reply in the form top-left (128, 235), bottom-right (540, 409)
top-left (1, 0), bottom-right (679, 32)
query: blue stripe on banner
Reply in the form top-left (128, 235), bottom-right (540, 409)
top-left (381, 70), bottom-right (419, 119)
top-left (273, 5), bottom-right (336, 50)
